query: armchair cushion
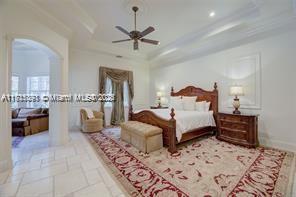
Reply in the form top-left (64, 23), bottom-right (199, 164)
top-left (18, 108), bottom-right (42, 118)
top-left (80, 109), bottom-right (104, 133)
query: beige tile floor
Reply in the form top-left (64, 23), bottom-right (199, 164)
top-left (0, 130), bottom-right (296, 197)
top-left (0, 130), bottom-right (125, 197)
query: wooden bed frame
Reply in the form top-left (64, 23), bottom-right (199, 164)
top-left (129, 83), bottom-right (218, 154)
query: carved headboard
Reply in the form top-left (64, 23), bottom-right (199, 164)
top-left (170, 83), bottom-right (218, 116)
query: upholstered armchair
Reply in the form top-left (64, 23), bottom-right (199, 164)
top-left (80, 109), bottom-right (104, 133)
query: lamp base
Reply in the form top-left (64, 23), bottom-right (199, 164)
top-left (233, 109), bottom-right (241, 115)
top-left (232, 97), bottom-right (241, 115)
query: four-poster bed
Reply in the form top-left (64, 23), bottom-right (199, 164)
top-left (129, 83), bottom-right (218, 153)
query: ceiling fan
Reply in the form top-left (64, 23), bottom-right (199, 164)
top-left (112, 6), bottom-right (160, 50)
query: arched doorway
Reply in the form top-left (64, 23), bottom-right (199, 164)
top-left (0, 37), bottom-right (69, 171)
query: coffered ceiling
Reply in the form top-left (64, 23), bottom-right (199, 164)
top-left (23, 0), bottom-right (296, 65)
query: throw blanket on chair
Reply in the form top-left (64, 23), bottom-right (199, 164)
top-left (83, 108), bottom-right (95, 119)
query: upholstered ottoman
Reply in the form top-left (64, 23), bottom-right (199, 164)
top-left (120, 121), bottom-right (163, 153)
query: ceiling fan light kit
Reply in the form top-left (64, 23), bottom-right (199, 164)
top-left (112, 6), bottom-right (159, 51)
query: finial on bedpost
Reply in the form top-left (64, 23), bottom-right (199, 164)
top-left (129, 105), bottom-right (133, 120)
top-left (171, 87), bottom-right (174, 94)
top-left (170, 108), bottom-right (175, 119)
top-left (214, 82), bottom-right (218, 90)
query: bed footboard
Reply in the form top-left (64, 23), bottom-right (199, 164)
top-left (129, 106), bottom-right (177, 153)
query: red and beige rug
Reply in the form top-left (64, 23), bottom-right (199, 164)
top-left (86, 128), bottom-right (295, 197)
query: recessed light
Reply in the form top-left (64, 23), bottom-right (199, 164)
top-left (209, 11), bottom-right (216, 18)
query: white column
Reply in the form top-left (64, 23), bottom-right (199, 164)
top-left (0, 35), bottom-right (13, 172)
top-left (49, 56), bottom-right (69, 146)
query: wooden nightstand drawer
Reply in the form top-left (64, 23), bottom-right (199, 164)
top-left (220, 128), bottom-right (247, 141)
top-left (220, 121), bottom-right (248, 131)
top-left (217, 112), bottom-right (259, 148)
top-left (219, 114), bottom-right (249, 123)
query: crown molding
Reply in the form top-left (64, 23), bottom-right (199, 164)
top-left (60, 0), bottom-right (98, 35)
top-left (150, 10), bottom-right (296, 68)
top-left (25, 0), bottom-right (98, 38)
top-left (21, 0), bottom-right (73, 39)
top-left (71, 39), bottom-right (148, 63)
top-left (147, 2), bottom-right (260, 61)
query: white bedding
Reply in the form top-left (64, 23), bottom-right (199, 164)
top-left (136, 109), bottom-right (216, 142)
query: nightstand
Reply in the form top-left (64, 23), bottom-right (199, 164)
top-left (150, 106), bottom-right (169, 109)
top-left (217, 112), bottom-right (259, 148)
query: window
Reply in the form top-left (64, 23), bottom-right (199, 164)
top-left (11, 76), bottom-right (19, 108)
top-left (104, 78), bottom-right (129, 108)
top-left (104, 78), bottom-right (113, 108)
top-left (27, 76), bottom-right (49, 108)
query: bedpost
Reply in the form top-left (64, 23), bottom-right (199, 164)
top-left (129, 105), bottom-right (133, 120)
top-left (168, 108), bottom-right (177, 154)
top-left (214, 82), bottom-right (218, 91)
top-left (171, 87), bottom-right (174, 96)
top-left (170, 108), bottom-right (175, 119)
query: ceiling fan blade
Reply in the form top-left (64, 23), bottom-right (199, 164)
top-left (115, 26), bottom-right (131, 36)
top-left (112, 39), bottom-right (132, 43)
top-left (140, 26), bottom-right (155, 37)
top-left (134, 40), bottom-right (139, 50)
top-left (140, 38), bottom-right (160, 45)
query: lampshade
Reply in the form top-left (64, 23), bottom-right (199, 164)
top-left (230, 86), bottom-right (244, 96)
top-left (156, 91), bottom-right (162, 97)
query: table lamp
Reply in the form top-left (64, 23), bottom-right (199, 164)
top-left (156, 91), bottom-right (162, 107)
top-left (230, 85), bottom-right (244, 114)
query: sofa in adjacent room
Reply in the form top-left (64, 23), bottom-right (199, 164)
top-left (12, 108), bottom-right (49, 136)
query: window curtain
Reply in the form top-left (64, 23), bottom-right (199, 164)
top-left (99, 67), bottom-right (134, 125)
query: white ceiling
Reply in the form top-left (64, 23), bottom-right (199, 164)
top-left (31, 0), bottom-right (250, 52)
top-left (27, 0), bottom-right (296, 63)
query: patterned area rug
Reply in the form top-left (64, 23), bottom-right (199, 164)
top-left (12, 136), bottom-right (24, 148)
top-left (87, 128), bottom-right (295, 197)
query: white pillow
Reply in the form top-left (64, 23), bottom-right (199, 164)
top-left (169, 96), bottom-right (183, 110)
top-left (205, 102), bottom-right (211, 112)
top-left (182, 96), bottom-right (197, 111)
top-left (195, 101), bottom-right (206, 112)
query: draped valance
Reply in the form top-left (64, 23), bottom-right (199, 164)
top-left (99, 66), bottom-right (134, 125)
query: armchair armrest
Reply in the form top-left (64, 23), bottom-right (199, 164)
top-left (93, 111), bottom-right (104, 119)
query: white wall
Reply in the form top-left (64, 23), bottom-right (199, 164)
top-left (68, 49), bottom-right (150, 128)
top-left (12, 49), bottom-right (50, 108)
top-left (0, 7), bottom-right (13, 173)
top-left (150, 30), bottom-right (296, 151)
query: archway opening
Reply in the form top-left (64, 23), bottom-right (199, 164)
top-left (10, 39), bottom-right (62, 163)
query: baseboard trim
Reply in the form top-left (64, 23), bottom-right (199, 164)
top-left (0, 159), bottom-right (12, 173)
top-left (259, 137), bottom-right (296, 153)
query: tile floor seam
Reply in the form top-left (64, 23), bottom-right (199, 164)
top-left (53, 175), bottom-right (55, 197)
top-left (2, 171), bottom-right (10, 184)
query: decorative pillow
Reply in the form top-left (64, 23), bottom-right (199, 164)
top-left (41, 108), bottom-right (49, 114)
top-left (205, 102), bottom-right (211, 112)
top-left (195, 101), bottom-right (206, 112)
top-left (18, 108), bottom-right (41, 118)
top-left (169, 96), bottom-right (183, 110)
top-left (11, 108), bottom-right (20, 119)
top-left (182, 96), bottom-right (197, 111)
